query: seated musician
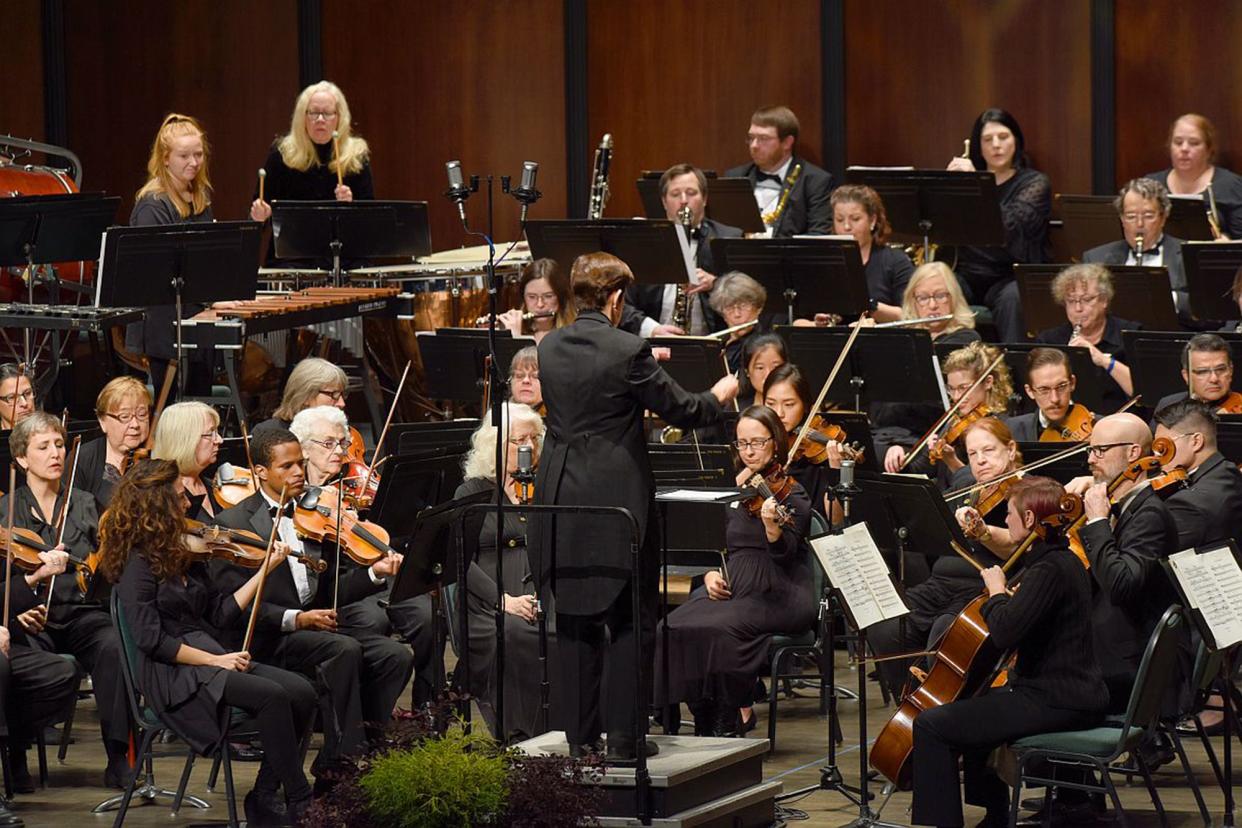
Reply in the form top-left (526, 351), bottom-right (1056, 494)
top-left (493, 258), bottom-right (573, 343)
top-left (99, 458), bottom-right (318, 825)
top-left (151, 401), bottom-right (225, 521)
top-left (655, 405), bottom-right (815, 737)
top-left (726, 105), bottom-right (833, 237)
top-left (870, 418), bottom-right (1022, 700)
top-left (0, 364), bottom-right (36, 431)
top-left (1153, 333), bottom-right (1242, 413)
top-left (1083, 177), bottom-right (1188, 318)
top-left (1035, 263), bottom-right (1138, 411)
top-left (739, 333), bottom-right (787, 409)
top-left (1147, 113), bottom-right (1242, 240)
top-left (452, 403), bottom-right (560, 740)
top-left (924, 341), bottom-right (1014, 477)
top-left (621, 163), bottom-right (742, 337)
top-left (75, 376), bottom-right (152, 511)
top-left (1005, 347), bottom-right (1094, 442)
top-left (763, 363), bottom-right (847, 511)
top-left (256, 356), bottom-right (349, 435)
top-left (831, 184), bottom-right (913, 323)
top-left (211, 428), bottom-right (408, 768)
top-left (1153, 399), bottom-right (1242, 550)
top-left (910, 476), bottom-right (1108, 828)
top-left (709, 272), bottom-right (778, 374)
top-left (0, 412), bottom-right (132, 789)
top-left (508, 346), bottom-right (543, 413)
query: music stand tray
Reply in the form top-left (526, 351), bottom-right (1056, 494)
top-left (414, 330), bottom-right (501, 403)
top-left (390, 419), bottom-right (480, 456)
top-left (369, 452), bottom-right (470, 543)
top-left (1166, 195), bottom-right (1215, 242)
top-left (844, 169), bottom-right (1005, 252)
top-left (0, 192), bottom-right (119, 268)
top-left (712, 237), bottom-right (869, 322)
top-left (649, 336), bottom-right (727, 393)
top-left (1013, 442), bottom-right (1091, 484)
top-left (525, 219), bottom-right (690, 286)
top-left (851, 472), bottom-right (974, 564)
top-left (779, 325), bottom-right (943, 410)
top-left (636, 177), bottom-right (764, 234)
top-left (1015, 263), bottom-right (1177, 337)
top-left (389, 490), bottom-right (492, 603)
top-left (1054, 194), bottom-right (1119, 261)
top-left (271, 200), bottom-right (432, 285)
top-left (1183, 240), bottom-right (1242, 323)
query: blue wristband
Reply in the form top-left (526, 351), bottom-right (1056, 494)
top-left (1106, 355), bottom-right (1116, 375)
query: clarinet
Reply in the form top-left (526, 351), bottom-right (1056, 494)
top-left (672, 205), bottom-right (694, 330)
top-left (588, 133), bottom-right (613, 220)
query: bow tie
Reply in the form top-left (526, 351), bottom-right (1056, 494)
top-left (269, 502), bottom-right (295, 519)
top-left (755, 171), bottom-right (782, 186)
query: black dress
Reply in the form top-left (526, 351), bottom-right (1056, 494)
top-left (73, 435), bottom-right (121, 511)
top-left (655, 483), bottom-right (815, 709)
top-left (1035, 314), bottom-right (1141, 413)
top-left (455, 477), bottom-right (560, 741)
top-left (865, 245), bottom-right (915, 309)
top-left (1145, 166), bottom-right (1242, 240)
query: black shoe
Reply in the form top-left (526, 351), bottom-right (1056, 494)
top-left (738, 708), bottom-right (757, 735)
top-left (1016, 798), bottom-right (1100, 826)
top-left (103, 754), bottom-right (137, 790)
top-left (0, 801), bottom-right (23, 828)
top-left (286, 793), bottom-right (313, 826)
top-left (712, 706), bottom-right (740, 737)
top-left (7, 753), bottom-right (33, 795)
top-left (229, 740), bottom-right (265, 762)
top-left (1176, 715), bottom-right (1225, 736)
top-left (244, 789), bottom-right (287, 826)
top-left (604, 739), bottom-right (659, 765)
top-left (567, 739), bottom-right (603, 759)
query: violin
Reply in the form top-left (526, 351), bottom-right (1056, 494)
top-left (741, 462), bottom-right (796, 526)
top-left (184, 518), bottom-right (327, 573)
top-left (958, 476), bottom-right (1016, 541)
top-left (1150, 466), bottom-right (1188, 494)
top-left (294, 484), bottom-right (395, 567)
top-left (342, 362), bottom-right (410, 509)
top-left (1215, 391), bottom-right (1242, 415)
top-left (0, 526), bottom-right (94, 575)
top-left (928, 404), bottom-right (993, 464)
top-left (1040, 402), bottom-right (1095, 442)
top-left (788, 414), bottom-right (866, 466)
top-left (213, 462), bottom-right (259, 508)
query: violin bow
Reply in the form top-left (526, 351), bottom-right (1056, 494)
top-left (9, 364), bottom-right (24, 429)
top-left (900, 352), bottom-right (1005, 471)
top-left (332, 478), bottom-right (345, 613)
top-left (360, 360), bottom-right (411, 500)
top-left (943, 441), bottom-right (1091, 501)
top-left (720, 351), bottom-right (739, 414)
top-left (3, 465), bottom-right (15, 630)
top-left (788, 318), bottom-right (866, 463)
top-left (242, 484), bottom-right (287, 654)
top-left (45, 435), bottom-right (83, 611)
top-left (240, 418), bottom-right (258, 482)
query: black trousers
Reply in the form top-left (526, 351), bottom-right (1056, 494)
top-left (869, 576), bottom-right (977, 700)
top-left (222, 664), bottom-right (316, 800)
top-left (34, 610), bottom-right (130, 749)
top-left (334, 596), bottom-right (415, 727)
top-left (386, 593), bottom-right (443, 707)
top-left (556, 580), bottom-right (655, 747)
top-left (0, 644), bottom-right (79, 743)
top-left (911, 687), bottom-right (1102, 827)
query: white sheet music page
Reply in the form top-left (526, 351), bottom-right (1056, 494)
top-left (1168, 545), bottom-right (1242, 650)
top-left (810, 523), bottom-right (908, 630)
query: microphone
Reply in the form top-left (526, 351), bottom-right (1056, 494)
top-left (517, 444), bottom-right (533, 476)
top-left (510, 161), bottom-right (542, 223)
top-left (839, 458), bottom-right (855, 490)
top-left (445, 160), bottom-right (471, 223)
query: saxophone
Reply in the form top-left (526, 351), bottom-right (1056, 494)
top-left (588, 133), bottom-right (613, 220)
top-left (761, 163), bottom-right (802, 232)
top-left (673, 205), bottom-right (694, 330)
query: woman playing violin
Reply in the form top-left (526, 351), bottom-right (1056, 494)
top-left (256, 356), bottom-right (349, 436)
top-left (152, 402), bottom-right (225, 521)
top-left (75, 376), bottom-right (152, 511)
top-left (925, 342), bottom-right (1014, 476)
top-left (98, 458), bottom-right (318, 825)
top-left (655, 405), bottom-right (815, 737)
top-left (910, 476), bottom-right (1108, 828)
top-left (762, 363), bottom-right (845, 512)
top-left (0, 412), bottom-right (133, 788)
top-left (290, 404), bottom-right (351, 489)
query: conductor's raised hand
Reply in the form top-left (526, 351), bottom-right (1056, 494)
top-left (711, 373), bottom-right (739, 405)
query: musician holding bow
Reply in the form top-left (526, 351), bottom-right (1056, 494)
top-left (1005, 348), bottom-right (1095, 442)
top-left (1152, 333), bottom-right (1242, 414)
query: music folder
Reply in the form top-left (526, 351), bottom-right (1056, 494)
top-left (810, 522), bottom-right (909, 630)
top-left (635, 174), bottom-right (766, 234)
top-left (1162, 542), bottom-right (1242, 651)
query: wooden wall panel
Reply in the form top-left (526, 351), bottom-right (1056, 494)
top-left (63, 0), bottom-right (299, 219)
top-left (322, 0), bottom-right (567, 251)
top-left (1115, 0), bottom-right (1242, 187)
top-left (1, 0), bottom-right (45, 145)
top-left (845, 0), bottom-right (1092, 195)
top-left (586, 0), bottom-right (823, 221)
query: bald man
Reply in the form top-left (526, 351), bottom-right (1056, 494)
top-left (1066, 413), bottom-right (1180, 709)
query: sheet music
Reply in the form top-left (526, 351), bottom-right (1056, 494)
top-left (1168, 545), bottom-right (1242, 650)
top-left (657, 489), bottom-right (737, 502)
top-left (810, 523), bottom-right (908, 630)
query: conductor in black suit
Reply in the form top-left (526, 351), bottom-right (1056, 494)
top-left (1152, 399), bottom-right (1242, 550)
top-left (622, 163), bottom-right (743, 337)
top-left (533, 252), bottom-right (738, 761)
top-left (726, 105), bottom-right (833, 237)
top-left (1083, 178), bottom-right (1189, 319)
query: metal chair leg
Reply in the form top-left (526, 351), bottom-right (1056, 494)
top-left (171, 753), bottom-right (195, 815)
top-left (221, 746), bottom-right (240, 827)
top-left (58, 701), bottom-right (76, 763)
top-left (1133, 752), bottom-right (1168, 828)
top-left (1166, 724), bottom-right (1211, 826)
top-left (207, 752), bottom-right (222, 792)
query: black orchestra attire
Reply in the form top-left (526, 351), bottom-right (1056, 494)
top-left (454, 477), bottom-right (561, 741)
top-left (73, 435), bottom-right (122, 512)
top-left (183, 476), bottom-right (225, 524)
top-left (911, 535), bottom-right (1108, 827)
top-left (655, 484), bottom-right (815, 732)
top-left (865, 245), bottom-right (915, 311)
top-left (115, 552), bottom-right (316, 802)
top-left (1035, 316), bottom-right (1142, 413)
top-left (532, 309), bottom-right (723, 752)
top-left (950, 167), bottom-right (1052, 344)
top-left (1161, 451), bottom-right (1242, 551)
top-left (1004, 407), bottom-right (1084, 443)
top-left (0, 488), bottom-right (131, 764)
top-left (1145, 166), bottom-right (1242, 240)
top-left (212, 490), bottom-right (412, 769)
top-left (127, 195), bottom-right (214, 397)
top-left (1083, 235), bottom-right (1188, 319)
top-left (252, 416), bottom-right (292, 437)
top-left (725, 155), bottom-right (834, 237)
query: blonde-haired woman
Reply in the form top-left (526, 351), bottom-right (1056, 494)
top-left (249, 80), bottom-right (373, 226)
top-left (151, 401), bottom-right (224, 520)
top-left (76, 375), bottom-right (153, 509)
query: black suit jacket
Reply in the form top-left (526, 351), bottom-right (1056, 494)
top-left (1004, 411), bottom-right (1040, 443)
top-left (1082, 235), bottom-right (1188, 317)
top-left (210, 490), bottom-right (384, 642)
top-left (531, 311), bottom-right (723, 615)
top-left (73, 435), bottom-right (114, 512)
top-left (725, 155), bottom-right (834, 237)
top-left (1163, 451), bottom-right (1242, 551)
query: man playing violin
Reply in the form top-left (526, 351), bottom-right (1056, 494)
top-left (1152, 333), bottom-right (1242, 415)
top-left (211, 427), bottom-right (411, 784)
top-left (1153, 399), bottom-right (1242, 551)
top-left (0, 365), bottom-right (36, 432)
top-left (1005, 348), bottom-right (1094, 443)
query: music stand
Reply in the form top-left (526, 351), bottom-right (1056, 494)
top-left (712, 237), bottom-right (869, 323)
top-left (1013, 442), bottom-right (1091, 484)
top-left (635, 176), bottom-right (765, 233)
top-left (1123, 330), bottom-right (1242, 405)
top-left (1216, 418), bottom-right (1242, 465)
top-left (369, 452), bottom-right (469, 544)
top-left (649, 336), bottom-right (727, 393)
top-left (414, 330), bottom-right (497, 404)
top-left (1015, 264), bottom-right (1178, 338)
top-left (1054, 194), bottom-right (1119, 261)
top-left (270, 200), bottom-right (432, 286)
top-left (993, 342), bottom-right (1107, 416)
top-left (844, 169), bottom-right (1005, 259)
top-left (525, 219), bottom-right (691, 286)
top-left (96, 222), bottom-right (262, 397)
top-left (779, 326), bottom-right (943, 411)
top-left (1183, 241), bottom-right (1242, 323)
top-left (390, 419), bottom-right (480, 456)
top-left (1166, 195), bottom-right (1215, 242)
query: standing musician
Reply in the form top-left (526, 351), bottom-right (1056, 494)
top-left (870, 418), bottom-right (1022, 700)
top-left (1034, 263), bottom-right (1139, 411)
top-left (0, 412), bottom-right (131, 788)
top-left (1152, 399), bottom-right (1242, 551)
top-left (622, 163), bottom-right (742, 338)
top-left (507, 346), bottom-right (543, 413)
top-left (0, 365), bottom-right (36, 432)
top-left (726, 105), bottom-right (833, 237)
top-left (924, 342), bottom-right (1014, 477)
top-left (531, 251), bottom-right (737, 763)
top-left (909, 476), bottom-right (1108, 828)
top-left (256, 356), bottom-right (350, 435)
top-left (99, 458), bottom-right (317, 826)
top-left (151, 401), bottom-right (226, 521)
top-left (1145, 113), bottom-right (1242, 240)
top-left (75, 376), bottom-right (152, 511)
top-left (831, 185), bottom-right (913, 323)
top-left (655, 405), bottom-right (814, 737)
top-left (1005, 348), bottom-right (1094, 442)
top-left (490, 258), bottom-right (574, 342)
top-left (1152, 333), bottom-right (1241, 414)
top-left (127, 114), bottom-right (214, 398)
top-left (212, 428), bottom-right (409, 764)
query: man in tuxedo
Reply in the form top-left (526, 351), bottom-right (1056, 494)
top-left (1004, 348), bottom-right (1092, 442)
top-left (1152, 398), bottom-right (1242, 550)
top-left (726, 105), bottom-right (833, 237)
top-left (622, 163), bottom-right (742, 337)
top-left (533, 252), bottom-right (737, 762)
top-left (1083, 178), bottom-right (1188, 318)
top-left (212, 428), bottom-right (411, 778)
top-left (1151, 333), bottom-right (1237, 414)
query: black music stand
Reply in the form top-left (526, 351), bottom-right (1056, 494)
top-left (989, 343), bottom-right (1106, 416)
top-left (96, 222), bottom-right (262, 397)
top-left (1166, 195), bottom-right (1216, 242)
top-left (1183, 241), bottom-right (1242, 324)
top-left (369, 452), bottom-right (469, 543)
top-left (712, 237), bottom-right (869, 323)
top-left (390, 419), bottom-right (480, 456)
top-left (271, 200), bottom-right (432, 286)
top-left (779, 326), bottom-right (943, 411)
top-left (1053, 195), bottom-right (1119, 261)
top-left (844, 169), bottom-right (1005, 259)
top-left (1015, 264), bottom-right (1178, 338)
top-left (1123, 330), bottom-right (1242, 406)
top-left (1216, 418), bottom-right (1242, 465)
top-left (649, 336), bottom-right (727, 393)
top-left (1013, 442), bottom-right (1091, 484)
top-left (414, 330), bottom-right (497, 405)
top-left (636, 176), bottom-right (765, 233)
top-left (525, 219), bottom-right (691, 286)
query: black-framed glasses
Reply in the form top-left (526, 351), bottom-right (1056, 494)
top-left (317, 388), bottom-right (347, 402)
top-left (733, 437), bottom-right (773, 451)
top-left (1087, 441), bottom-right (1135, 458)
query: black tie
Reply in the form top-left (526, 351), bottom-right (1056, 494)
top-left (755, 171), bottom-right (781, 186)
top-left (269, 502), bottom-right (294, 520)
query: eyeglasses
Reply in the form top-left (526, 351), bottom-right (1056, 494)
top-left (524, 292), bottom-right (557, 304)
top-left (507, 435), bottom-right (537, 446)
top-left (1171, 431), bottom-right (1202, 443)
top-left (1065, 294), bottom-right (1102, 308)
top-left (200, 430), bottom-right (222, 442)
top-left (745, 134), bottom-right (779, 145)
top-left (309, 437), bottom-right (352, 452)
top-left (1088, 441), bottom-right (1135, 458)
top-left (104, 409), bottom-right (150, 426)
top-left (947, 383), bottom-right (977, 396)
top-left (1030, 380), bottom-right (1072, 398)
top-left (733, 437), bottom-right (773, 451)
top-left (1121, 211), bottom-right (1160, 224)
top-left (913, 291), bottom-right (951, 306)
top-left (511, 371), bottom-right (539, 382)
top-left (0, 389), bottom-right (34, 406)
top-left (1189, 365), bottom-right (1231, 378)
top-left (317, 388), bottom-right (347, 402)
top-left (306, 110), bottom-right (338, 121)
